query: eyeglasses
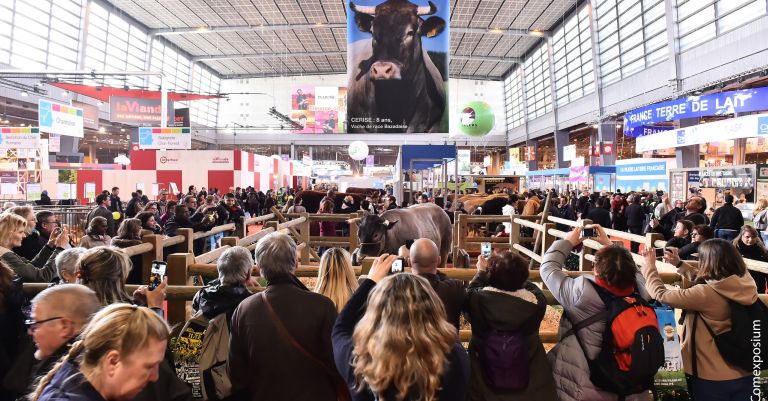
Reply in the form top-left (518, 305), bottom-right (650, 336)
top-left (25, 316), bottom-right (63, 331)
top-left (43, 220), bottom-right (58, 225)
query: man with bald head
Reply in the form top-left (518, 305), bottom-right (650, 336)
top-left (409, 238), bottom-right (465, 330)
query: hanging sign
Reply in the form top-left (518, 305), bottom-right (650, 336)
top-left (625, 124), bottom-right (674, 138)
top-left (0, 127), bottom-right (41, 149)
top-left (73, 101), bottom-right (100, 130)
top-left (458, 149), bottom-right (471, 175)
top-left (346, 0), bottom-right (449, 133)
top-left (563, 144), bottom-right (576, 161)
top-left (84, 182), bottom-right (96, 200)
top-left (38, 100), bottom-right (84, 138)
top-left (636, 113), bottom-right (768, 152)
top-left (110, 96), bottom-right (174, 125)
top-left (624, 87), bottom-right (768, 136)
top-left (48, 133), bottom-right (61, 153)
top-left (138, 127), bottom-right (191, 150)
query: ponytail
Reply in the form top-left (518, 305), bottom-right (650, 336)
top-left (31, 340), bottom-right (85, 401)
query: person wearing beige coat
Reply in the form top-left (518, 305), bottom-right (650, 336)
top-left (641, 239), bottom-right (757, 401)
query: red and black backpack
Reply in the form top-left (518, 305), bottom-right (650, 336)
top-left (565, 280), bottom-right (664, 399)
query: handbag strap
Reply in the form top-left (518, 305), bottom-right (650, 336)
top-left (259, 292), bottom-right (335, 375)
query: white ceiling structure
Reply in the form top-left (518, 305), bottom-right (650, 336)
top-left (106, 0), bottom-right (577, 80)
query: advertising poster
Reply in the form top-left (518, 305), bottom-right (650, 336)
top-left (346, 0), bottom-right (449, 133)
top-left (757, 164), bottom-right (768, 201)
top-left (653, 306), bottom-right (688, 400)
top-left (569, 166), bottom-right (588, 183)
top-left (174, 108), bottom-right (190, 127)
top-left (109, 96), bottom-right (174, 125)
top-left (48, 133), bottom-right (61, 153)
top-left (290, 111), bottom-right (315, 133)
top-left (26, 183), bottom-right (41, 201)
top-left (138, 127), bottom-right (192, 150)
top-left (290, 86), bottom-right (347, 133)
top-left (38, 100), bottom-right (84, 138)
top-left (84, 182), bottom-right (96, 200)
top-left (670, 172), bottom-right (685, 203)
top-left (457, 149), bottom-right (471, 175)
top-left (509, 147), bottom-right (520, 164)
top-left (0, 127), bottom-right (40, 149)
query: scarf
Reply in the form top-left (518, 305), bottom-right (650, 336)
top-left (594, 276), bottom-right (635, 297)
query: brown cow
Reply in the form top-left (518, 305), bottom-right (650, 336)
top-left (457, 193), bottom-right (509, 215)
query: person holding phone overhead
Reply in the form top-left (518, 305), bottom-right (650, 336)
top-left (0, 212), bottom-right (67, 283)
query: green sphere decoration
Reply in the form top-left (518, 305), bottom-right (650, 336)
top-left (458, 101), bottom-right (495, 137)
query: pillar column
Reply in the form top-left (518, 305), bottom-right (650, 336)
top-left (598, 123), bottom-right (616, 166)
top-left (553, 129), bottom-right (569, 168)
top-left (675, 117), bottom-right (700, 168)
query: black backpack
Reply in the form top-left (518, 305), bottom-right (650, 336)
top-left (566, 281), bottom-right (665, 399)
top-left (693, 299), bottom-right (768, 374)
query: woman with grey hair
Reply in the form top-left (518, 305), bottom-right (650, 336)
top-left (191, 246), bottom-right (254, 320)
top-left (53, 247), bottom-right (86, 284)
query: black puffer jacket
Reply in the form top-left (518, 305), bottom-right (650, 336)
top-left (192, 279), bottom-right (251, 319)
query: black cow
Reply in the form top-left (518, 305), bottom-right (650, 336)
top-left (347, 0), bottom-right (446, 133)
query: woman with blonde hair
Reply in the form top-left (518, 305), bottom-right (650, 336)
top-left (314, 247), bottom-right (358, 312)
top-left (333, 254), bottom-right (469, 401)
top-left (753, 198), bottom-right (768, 242)
top-left (732, 225), bottom-right (768, 293)
top-left (77, 247), bottom-right (134, 306)
top-left (0, 212), bottom-right (68, 282)
top-left (32, 303), bottom-right (170, 401)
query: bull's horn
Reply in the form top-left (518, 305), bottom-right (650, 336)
top-left (416, 1), bottom-right (437, 15)
top-left (350, 2), bottom-right (376, 15)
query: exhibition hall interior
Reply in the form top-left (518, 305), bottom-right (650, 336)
top-left (2, 0), bottom-right (768, 400)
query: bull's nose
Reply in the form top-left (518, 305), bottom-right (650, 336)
top-left (370, 61), bottom-right (401, 80)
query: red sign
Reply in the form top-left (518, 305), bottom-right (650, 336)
top-left (603, 143), bottom-right (614, 155)
top-left (525, 147), bottom-right (536, 161)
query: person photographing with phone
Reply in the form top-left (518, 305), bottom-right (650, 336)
top-left (0, 212), bottom-right (69, 282)
top-left (332, 253), bottom-right (469, 401)
top-left (540, 224), bottom-right (662, 401)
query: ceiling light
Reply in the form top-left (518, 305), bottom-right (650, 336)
top-left (62, 91), bottom-right (68, 97)
top-left (489, 27), bottom-right (502, 34)
top-left (591, 124), bottom-right (599, 129)
top-left (530, 29), bottom-right (544, 37)
top-left (20, 91), bottom-right (28, 97)
top-left (120, 128), bottom-right (126, 132)
top-left (99, 127), bottom-right (106, 133)
top-left (20, 123), bottom-right (25, 127)
top-left (196, 26), bottom-right (209, 32)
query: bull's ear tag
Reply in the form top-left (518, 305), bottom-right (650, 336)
top-left (419, 16), bottom-right (445, 38)
top-left (383, 220), bottom-right (390, 227)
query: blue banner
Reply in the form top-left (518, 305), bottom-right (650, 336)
top-left (623, 87), bottom-right (768, 136)
top-left (625, 124), bottom-right (674, 138)
top-left (616, 162), bottom-right (667, 177)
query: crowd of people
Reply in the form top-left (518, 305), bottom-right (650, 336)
top-left (0, 183), bottom-right (765, 401)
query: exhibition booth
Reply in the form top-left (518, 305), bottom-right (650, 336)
top-left (526, 166), bottom-right (616, 192)
top-left (34, 149), bottom-right (307, 205)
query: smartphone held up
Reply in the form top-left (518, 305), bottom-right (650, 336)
top-left (149, 260), bottom-right (167, 290)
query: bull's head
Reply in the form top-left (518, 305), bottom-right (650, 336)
top-left (350, 0), bottom-right (445, 81)
top-left (357, 214), bottom-right (398, 257)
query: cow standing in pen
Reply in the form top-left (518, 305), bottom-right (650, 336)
top-left (352, 203), bottom-right (452, 267)
top-left (347, 0), bottom-right (447, 133)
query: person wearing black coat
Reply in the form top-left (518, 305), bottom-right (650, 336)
top-left (124, 193), bottom-right (143, 218)
top-left (586, 197), bottom-right (611, 228)
top-left (625, 196), bottom-right (646, 253)
top-left (710, 194), bottom-right (744, 241)
top-left (35, 191), bottom-right (52, 206)
top-left (332, 255), bottom-right (469, 401)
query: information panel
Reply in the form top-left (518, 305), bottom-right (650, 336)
top-left (0, 127), bottom-right (40, 149)
top-left (138, 127), bottom-right (191, 150)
